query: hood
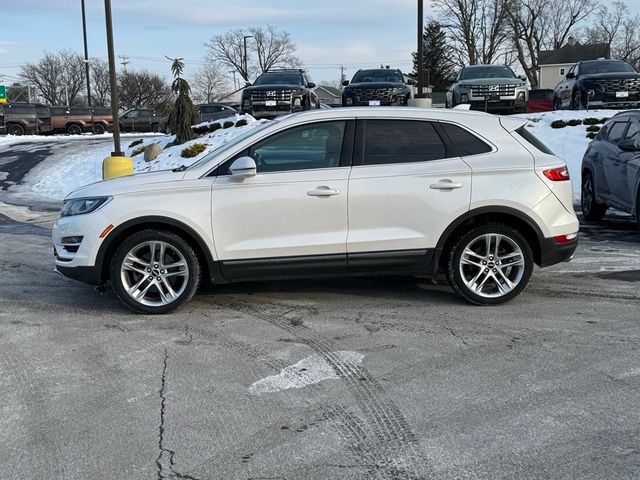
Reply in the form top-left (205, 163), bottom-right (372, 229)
top-left (245, 84), bottom-right (306, 91)
top-left (346, 82), bottom-right (406, 90)
top-left (66, 169), bottom-right (186, 200)
top-left (578, 72), bottom-right (640, 81)
top-left (458, 78), bottom-right (525, 86)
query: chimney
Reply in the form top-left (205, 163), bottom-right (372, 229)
top-left (567, 36), bottom-right (576, 47)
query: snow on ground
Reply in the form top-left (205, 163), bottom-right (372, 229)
top-left (3, 109), bottom-right (631, 202)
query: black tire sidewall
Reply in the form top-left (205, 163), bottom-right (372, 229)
top-left (447, 225), bottom-right (534, 305)
top-left (110, 230), bottom-right (201, 314)
top-left (93, 124), bottom-right (106, 134)
top-left (9, 124), bottom-right (25, 136)
top-left (67, 124), bottom-right (82, 135)
top-left (581, 172), bottom-right (606, 221)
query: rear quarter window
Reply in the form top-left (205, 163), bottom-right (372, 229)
top-left (514, 126), bottom-right (554, 155)
top-left (440, 123), bottom-right (492, 156)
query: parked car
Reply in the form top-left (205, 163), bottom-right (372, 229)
top-left (581, 111), bottom-right (640, 223)
top-left (341, 68), bottom-right (415, 106)
top-left (196, 103), bottom-right (238, 123)
top-left (50, 106), bottom-right (94, 135)
top-left (553, 59), bottom-right (640, 110)
top-left (446, 65), bottom-right (528, 114)
top-left (53, 108), bottom-right (578, 313)
top-left (0, 103), bottom-right (40, 135)
top-left (241, 69), bottom-right (319, 119)
top-left (119, 108), bottom-right (166, 133)
top-left (34, 104), bottom-right (53, 134)
top-left (527, 89), bottom-right (554, 113)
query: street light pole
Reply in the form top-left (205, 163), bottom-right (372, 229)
top-left (81, 0), bottom-right (91, 106)
top-left (243, 35), bottom-right (253, 81)
top-left (104, 0), bottom-right (122, 156)
top-left (417, 0), bottom-right (425, 98)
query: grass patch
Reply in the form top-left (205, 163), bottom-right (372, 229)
top-left (551, 120), bottom-right (567, 129)
top-left (131, 146), bottom-right (145, 157)
top-left (181, 143), bottom-right (207, 158)
top-left (128, 139), bottom-right (144, 148)
top-left (235, 119), bottom-right (248, 127)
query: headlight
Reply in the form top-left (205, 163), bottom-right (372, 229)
top-left (460, 93), bottom-right (469, 103)
top-left (242, 98), bottom-right (252, 108)
top-left (60, 196), bottom-right (111, 217)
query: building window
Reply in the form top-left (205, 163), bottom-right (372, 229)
top-left (559, 67), bottom-right (566, 76)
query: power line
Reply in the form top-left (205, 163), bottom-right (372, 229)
top-left (119, 54), bottom-right (130, 72)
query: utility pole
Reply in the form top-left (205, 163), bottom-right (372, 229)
top-left (119, 55), bottom-right (130, 73)
top-left (229, 70), bottom-right (238, 90)
top-left (81, 0), bottom-right (92, 106)
top-left (417, 0), bottom-right (425, 98)
top-left (104, 0), bottom-right (122, 156)
top-left (340, 66), bottom-right (346, 86)
top-left (243, 35), bottom-right (253, 82)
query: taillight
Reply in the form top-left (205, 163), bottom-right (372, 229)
top-left (543, 166), bottom-right (570, 181)
top-left (555, 233), bottom-right (577, 243)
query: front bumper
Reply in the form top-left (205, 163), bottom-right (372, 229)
top-left (585, 99), bottom-right (640, 109)
top-left (244, 102), bottom-right (304, 118)
top-left (468, 98), bottom-right (527, 112)
top-left (539, 236), bottom-right (578, 267)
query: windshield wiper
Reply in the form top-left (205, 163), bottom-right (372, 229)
top-left (172, 165), bottom-right (188, 172)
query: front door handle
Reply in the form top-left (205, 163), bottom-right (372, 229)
top-left (307, 186), bottom-right (341, 197)
top-left (430, 180), bottom-right (463, 190)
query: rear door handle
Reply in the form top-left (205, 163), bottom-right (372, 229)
top-left (307, 186), bottom-right (341, 197)
top-left (430, 180), bottom-right (463, 190)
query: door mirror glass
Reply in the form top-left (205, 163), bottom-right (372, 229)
top-left (229, 156), bottom-right (257, 179)
top-left (618, 138), bottom-right (640, 151)
top-left (518, 75), bottom-right (527, 82)
top-left (307, 82), bottom-right (316, 89)
top-left (341, 80), bottom-right (349, 87)
top-left (407, 78), bottom-right (417, 86)
top-left (565, 72), bottom-right (576, 79)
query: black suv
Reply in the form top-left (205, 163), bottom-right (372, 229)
top-left (241, 69), bottom-right (319, 119)
top-left (553, 59), bottom-right (640, 110)
top-left (0, 103), bottom-right (49, 135)
top-left (342, 68), bottom-right (415, 106)
top-left (119, 108), bottom-right (166, 133)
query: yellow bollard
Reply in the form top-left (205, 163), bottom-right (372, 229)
top-left (102, 155), bottom-right (133, 180)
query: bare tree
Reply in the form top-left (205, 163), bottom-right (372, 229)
top-left (20, 50), bottom-right (87, 105)
top-left (617, 15), bottom-right (640, 68)
top-left (205, 26), bottom-right (301, 82)
top-left (118, 70), bottom-right (171, 109)
top-left (191, 58), bottom-right (230, 103)
top-left (433, 0), bottom-right (512, 66)
top-left (583, 1), bottom-right (627, 48)
top-left (89, 58), bottom-right (111, 107)
top-left (548, 0), bottom-right (597, 49)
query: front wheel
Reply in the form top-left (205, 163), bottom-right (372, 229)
top-left (92, 123), bottom-right (106, 135)
top-left (67, 124), bottom-right (82, 135)
top-left (110, 230), bottom-right (201, 314)
top-left (7, 124), bottom-right (25, 136)
top-left (447, 225), bottom-right (533, 305)
top-left (572, 90), bottom-right (583, 110)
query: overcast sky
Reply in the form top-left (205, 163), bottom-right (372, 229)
top-left (0, 0), bottom-right (419, 87)
top-left (1, 0), bottom-right (640, 88)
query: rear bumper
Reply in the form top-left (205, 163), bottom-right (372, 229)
top-left (539, 237), bottom-right (578, 267)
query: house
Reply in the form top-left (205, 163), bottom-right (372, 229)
top-left (315, 85), bottom-right (342, 106)
top-left (537, 39), bottom-right (610, 89)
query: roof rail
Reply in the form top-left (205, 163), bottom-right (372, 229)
top-left (264, 68), bottom-right (305, 73)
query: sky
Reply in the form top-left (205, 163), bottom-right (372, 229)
top-left (0, 0), bottom-right (421, 88)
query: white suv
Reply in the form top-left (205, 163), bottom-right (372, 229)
top-left (53, 108), bottom-right (579, 314)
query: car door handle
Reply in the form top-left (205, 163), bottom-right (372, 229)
top-left (307, 186), bottom-right (340, 197)
top-left (430, 180), bottom-right (463, 190)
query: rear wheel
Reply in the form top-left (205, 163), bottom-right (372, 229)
top-left (151, 123), bottom-right (160, 133)
top-left (447, 224), bottom-right (533, 305)
top-left (92, 123), bottom-right (106, 135)
top-left (581, 172), bottom-right (607, 221)
top-left (7, 124), bottom-right (25, 136)
top-left (110, 230), bottom-right (201, 314)
top-left (67, 124), bottom-right (82, 135)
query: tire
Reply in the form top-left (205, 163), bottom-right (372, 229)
top-left (92, 123), bottom-right (106, 135)
top-left (446, 224), bottom-right (534, 305)
top-left (581, 172), bottom-right (607, 221)
top-left (552, 96), bottom-right (561, 111)
top-left (67, 124), bottom-right (82, 135)
top-left (110, 230), bottom-right (201, 314)
top-left (151, 123), bottom-right (161, 133)
top-left (7, 124), bottom-right (25, 136)
top-left (571, 90), bottom-right (582, 110)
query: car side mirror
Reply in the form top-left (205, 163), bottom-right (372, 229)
top-left (229, 156), bottom-right (257, 180)
top-left (244, 82), bottom-right (252, 87)
top-left (566, 72), bottom-right (576, 79)
top-left (342, 80), bottom-right (350, 87)
top-left (618, 138), bottom-right (640, 152)
top-left (518, 75), bottom-right (527, 81)
top-left (307, 82), bottom-right (316, 89)
top-left (407, 78), bottom-right (417, 86)
top-left (446, 74), bottom-right (457, 84)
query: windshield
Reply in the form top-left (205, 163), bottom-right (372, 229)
top-left (460, 66), bottom-right (516, 80)
top-left (580, 60), bottom-right (637, 75)
top-left (254, 73), bottom-right (304, 86)
top-left (187, 121), bottom-right (274, 170)
top-left (351, 69), bottom-right (404, 83)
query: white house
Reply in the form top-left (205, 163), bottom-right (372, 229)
top-left (538, 39), bottom-right (610, 90)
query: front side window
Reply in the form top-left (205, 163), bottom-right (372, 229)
top-left (138, 110), bottom-right (152, 118)
top-left (248, 121), bottom-right (346, 173)
top-left (607, 122), bottom-right (628, 144)
top-left (361, 120), bottom-right (446, 165)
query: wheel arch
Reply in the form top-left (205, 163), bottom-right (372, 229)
top-left (96, 216), bottom-right (221, 285)
top-left (434, 206), bottom-right (545, 273)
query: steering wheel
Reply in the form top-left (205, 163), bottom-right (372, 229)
top-left (252, 150), bottom-right (264, 169)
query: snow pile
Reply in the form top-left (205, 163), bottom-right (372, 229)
top-left (512, 109), bottom-right (615, 201)
top-left (11, 114), bottom-right (263, 201)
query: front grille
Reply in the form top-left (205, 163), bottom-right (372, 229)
top-left (350, 88), bottom-right (394, 101)
top-left (598, 78), bottom-right (640, 92)
top-left (470, 84), bottom-right (517, 97)
top-left (250, 90), bottom-right (293, 102)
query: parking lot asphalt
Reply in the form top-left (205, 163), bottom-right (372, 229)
top-left (2, 206), bottom-right (640, 479)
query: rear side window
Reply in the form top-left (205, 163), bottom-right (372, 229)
top-left (514, 126), bottom-right (554, 155)
top-left (361, 120), bottom-right (446, 165)
top-left (6, 105), bottom-right (35, 115)
top-left (35, 106), bottom-right (50, 116)
top-left (440, 123), bottom-right (492, 156)
top-left (607, 122), bottom-right (628, 143)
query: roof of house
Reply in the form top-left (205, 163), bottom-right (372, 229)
top-left (315, 85), bottom-right (342, 97)
top-left (539, 42), bottom-right (610, 65)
